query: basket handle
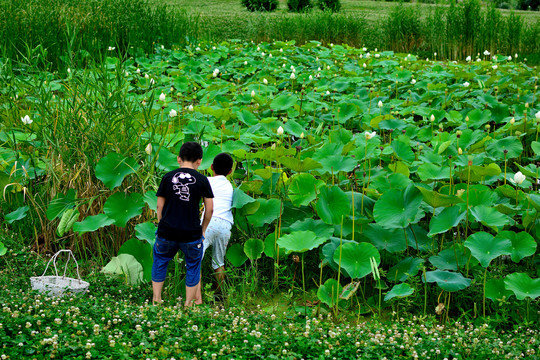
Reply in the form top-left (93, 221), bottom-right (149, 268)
top-left (41, 250), bottom-right (83, 281)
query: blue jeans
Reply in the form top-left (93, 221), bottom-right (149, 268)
top-left (151, 235), bottom-right (203, 287)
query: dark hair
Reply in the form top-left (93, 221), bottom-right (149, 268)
top-left (212, 153), bottom-right (234, 176)
top-left (179, 142), bottom-right (203, 162)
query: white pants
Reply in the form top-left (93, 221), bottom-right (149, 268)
top-left (203, 217), bottom-right (232, 270)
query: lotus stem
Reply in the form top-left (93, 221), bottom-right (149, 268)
top-left (483, 267), bottom-right (487, 318)
top-left (336, 216), bottom-right (344, 318)
top-left (423, 267), bottom-right (427, 316)
top-left (504, 152), bottom-right (507, 185)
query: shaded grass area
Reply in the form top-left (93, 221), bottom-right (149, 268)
top-left (1, 240), bottom-right (539, 359)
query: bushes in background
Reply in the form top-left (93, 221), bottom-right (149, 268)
top-left (242, 0), bottom-right (279, 12)
top-left (288, 0), bottom-right (312, 12)
top-left (317, 0), bottom-right (342, 12)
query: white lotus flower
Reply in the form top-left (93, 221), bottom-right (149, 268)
top-left (21, 115), bottom-right (32, 125)
top-left (326, 90), bottom-right (330, 96)
top-left (362, 47), bottom-right (367, 51)
top-left (244, 61), bottom-right (248, 65)
top-left (280, 48), bottom-right (283, 52)
top-left (251, 90), bottom-right (256, 97)
top-left (150, 78), bottom-right (155, 85)
top-left (277, 126), bottom-right (284, 136)
top-left (510, 117), bottom-right (515, 124)
top-left (377, 100), bottom-right (383, 108)
top-left (363, 63), bottom-right (367, 68)
top-left (108, 46), bottom-right (115, 51)
top-left (515, 53), bottom-right (518, 58)
top-left (535, 111), bottom-right (540, 120)
top-left (125, 71), bottom-right (129, 77)
top-left (195, 47), bottom-right (200, 51)
top-left (375, 54), bottom-right (380, 58)
top-left (492, 65), bottom-right (498, 70)
top-left (144, 73), bottom-right (149, 79)
top-left (466, 56), bottom-right (471, 62)
top-left (476, 58), bottom-right (481, 62)
top-left (263, 78), bottom-right (268, 85)
top-left (145, 143), bottom-right (152, 155)
top-left (136, 68), bottom-right (141, 74)
top-left (458, 147), bottom-right (463, 155)
top-left (326, 66), bottom-right (330, 70)
top-left (169, 109), bottom-right (177, 117)
top-left (434, 52), bottom-right (437, 57)
top-left (261, 52), bottom-right (265, 56)
top-left (188, 104), bottom-right (194, 112)
top-left (364, 131), bottom-right (377, 140)
top-left (159, 93), bottom-right (166, 102)
top-left (411, 79), bottom-right (416, 85)
top-left (212, 46), bottom-right (216, 50)
top-left (508, 56), bottom-right (512, 61)
top-left (214, 68), bottom-right (220, 75)
top-left (309, 75), bottom-right (313, 80)
top-left (513, 171), bottom-right (526, 185)
top-left (300, 132), bottom-right (304, 139)
top-left (290, 73), bottom-right (296, 80)
top-left (483, 50), bottom-right (490, 56)
top-left (463, 82), bottom-right (470, 88)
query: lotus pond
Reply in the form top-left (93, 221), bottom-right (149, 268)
top-left (1, 41), bottom-right (540, 326)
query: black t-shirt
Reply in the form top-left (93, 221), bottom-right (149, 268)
top-left (156, 168), bottom-right (214, 242)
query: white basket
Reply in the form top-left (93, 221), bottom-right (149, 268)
top-left (30, 249), bottom-right (89, 296)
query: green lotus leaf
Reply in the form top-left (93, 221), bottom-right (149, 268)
top-left (485, 278), bottom-right (513, 302)
top-left (226, 243), bottom-right (248, 267)
top-left (104, 192), bottom-right (145, 228)
top-left (232, 188), bottom-right (256, 209)
top-left (417, 163), bottom-right (450, 181)
top-left (494, 231), bottom-right (537, 263)
top-left (46, 189), bottom-right (77, 220)
top-left (391, 140), bottom-right (415, 163)
top-left (424, 270), bottom-right (471, 292)
top-left (277, 230), bottom-right (328, 254)
top-left (316, 185), bottom-right (351, 225)
top-left (312, 143), bottom-right (357, 174)
top-left (387, 257), bottom-right (424, 283)
top-left (143, 191), bottom-right (157, 211)
top-left (263, 232), bottom-right (287, 259)
top-left (486, 136), bottom-right (523, 160)
top-left (118, 238), bottom-right (153, 282)
top-left (135, 222), bottom-right (157, 247)
top-left (236, 109), bottom-right (258, 126)
top-left (333, 242), bottom-right (380, 279)
top-left (244, 238), bottom-right (264, 261)
top-left (504, 273), bottom-right (540, 300)
top-left (429, 247), bottom-right (470, 271)
top-left (288, 218), bottom-right (334, 239)
top-left (384, 283), bottom-right (414, 301)
top-left (333, 103), bottom-right (357, 124)
top-left (373, 184), bottom-right (423, 229)
top-left (270, 94), bottom-right (297, 111)
top-left (317, 278), bottom-right (343, 308)
top-left (362, 223), bottom-right (407, 253)
top-left (428, 206), bottom-right (466, 236)
top-left (470, 205), bottom-right (512, 231)
top-left (288, 173), bottom-right (325, 207)
top-left (532, 141), bottom-right (540, 156)
top-left (5, 206), bottom-right (29, 224)
top-left (246, 198), bottom-right (281, 227)
top-left (321, 238), bottom-right (354, 276)
top-left (102, 253), bottom-right (143, 286)
top-left (73, 214), bottom-right (115, 235)
top-left (464, 232), bottom-right (511, 268)
top-left (199, 144), bottom-right (222, 171)
top-left (279, 157), bottom-right (322, 172)
top-left (95, 153), bottom-right (140, 190)
top-left (156, 148), bottom-right (178, 172)
top-left (0, 242), bottom-right (6, 256)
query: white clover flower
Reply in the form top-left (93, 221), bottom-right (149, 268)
top-left (513, 171), bottom-right (526, 185)
top-left (21, 115), bottom-right (32, 125)
top-left (362, 47), bottom-right (367, 51)
top-left (169, 109), bottom-right (177, 117)
top-left (277, 126), bottom-right (284, 136)
top-left (466, 56), bottom-right (471, 62)
top-left (263, 78), bottom-right (268, 85)
top-left (375, 54), bottom-right (380, 58)
top-left (159, 93), bottom-right (166, 102)
top-left (188, 104), bottom-right (194, 112)
top-left (290, 73), bottom-right (296, 80)
top-left (365, 131), bottom-right (377, 140)
top-left (463, 82), bottom-right (470, 88)
top-left (195, 47), bottom-right (200, 51)
top-left (377, 100), bottom-right (383, 108)
top-left (108, 46), bottom-right (115, 51)
top-left (214, 68), bottom-right (220, 75)
top-left (476, 58), bottom-right (481, 62)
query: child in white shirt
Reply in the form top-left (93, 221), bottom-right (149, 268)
top-left (202, 153), bottom-right (234, 295)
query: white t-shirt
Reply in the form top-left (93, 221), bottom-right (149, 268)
top-left (207, 175), bottom-right (234, 224)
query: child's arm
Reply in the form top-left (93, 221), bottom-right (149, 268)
top-left (156, 196), bottom-right (166, 221)
top-left (201, 197), bottom-right (213, 237)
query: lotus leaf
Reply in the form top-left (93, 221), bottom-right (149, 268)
top-left (316, 185), bottom-right (351, 225)
top-left (317, 278), bottom-right (343, 308)
top-left (428, 206), bottom-right (466, 236)
top-left (277, 230), bottom-right (327, 254)
top-left (5, 206), bottom-right (29, 224)
top-left (387, 257), bottom-right (424, 282)
top-left (362, 223), bottom-right (407, 253)
top-left (244, 238), bottom-right (264, 261)
top-left (73, 214), bottom-right (115, 235)
top-left (95, 153), bottom-right (140, 190)
top-left (0, 242), bottom-right (6, 256)
top-left (226, 243), bottom-right (248, 267)
top-left (494, 231), bottom-right (537, 263)
top-left (504, 273), bottom-right (540, 300)
top-left (118, 238), bottom-right (153, 282)
top-left (470, 205), bottom-right (512, 231)
top-left (424, 270), bottom-right (471, 292)
top-left (103, 192), bottom-right (144, 228)
top-left (102, 253), bottom-right (143, 286)
top-left (485, 278), bottom-right (513, 302)
top-left (135, 222), bottom-right (157, 247)
top-left (384, 283), bottom-right (414, 301)
top-left (246, 198), bottom-right (281, 227)
top-left (46, 189), bottom-right (77, 220)
top-left (288, 173), bottom-right (324, 206)
top-left (464, 231), bottom-right (512, 268)
top-left (373, 184), bottom-right (423, 229)
top-left (333, 242), bottom-right (380, 279)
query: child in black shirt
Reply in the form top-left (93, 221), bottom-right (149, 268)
top-left (152, 142), bottom-right (214, 306)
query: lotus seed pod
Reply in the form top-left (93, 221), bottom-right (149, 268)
top-left (456, 130), bottom-right (462, 136)
top-left (515, 131), bottom-right (522, 136)
top-left (485, 124), bottom-right (490, 129)
top-left (418, 145), bottom-right (424, 151)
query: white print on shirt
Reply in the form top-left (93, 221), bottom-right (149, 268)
top-left (171, 172), bottom-right (196, 201)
